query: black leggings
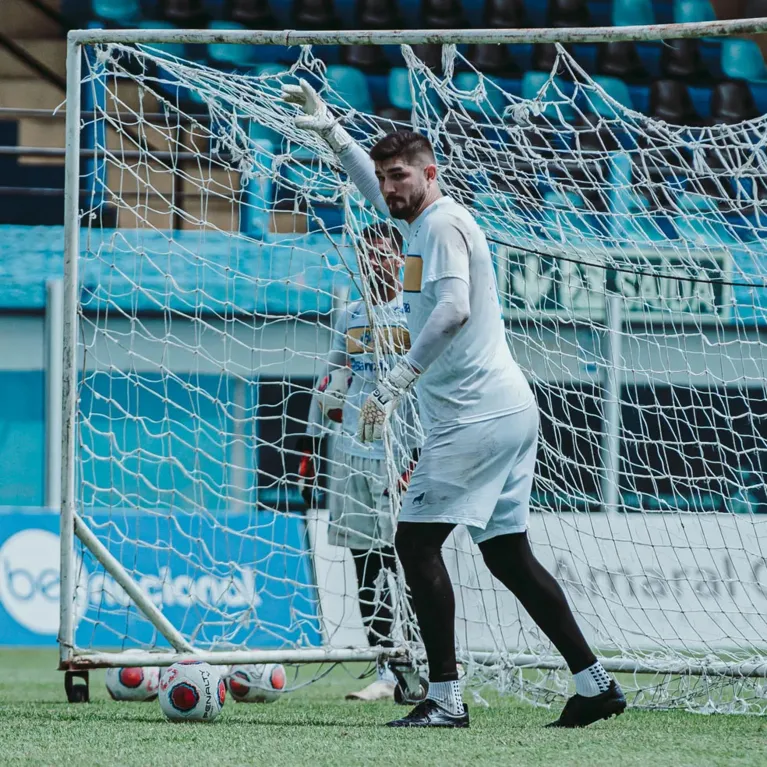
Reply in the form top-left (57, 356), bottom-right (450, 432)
top-left (351, 547), bottom-right (397, 649)
top-left (395, 523), bottom-right (596, 682)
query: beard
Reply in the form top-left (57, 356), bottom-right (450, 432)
top-left (387, 186), bottom-right (428, 220)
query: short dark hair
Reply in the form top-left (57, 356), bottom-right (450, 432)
top-left (369, 130), bottom-right (436, 166)
top-left (360, 223), bottom-right (404, 254)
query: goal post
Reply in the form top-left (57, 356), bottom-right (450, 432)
top-left (60, 18), bottom-right (767, 711)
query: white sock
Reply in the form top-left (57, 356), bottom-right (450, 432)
top-left (573, 661), bottom-right (612, 698)
top-left (426, 679), bottom-right (464, 715)
top-left (377, 664), bottom-right (396, 684)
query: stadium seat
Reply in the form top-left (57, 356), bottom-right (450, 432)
top-left (136, 20), bottom-right (187, 59)
top-left (589, 76), bottom-right (633, 116)
top-left (227, 0), bottom-right (275, 26)
top-left (294, 0), bottom-right (337, 28)
top-left (323, 65), bottom-right (374, 112)
top-left (92, 0), bottom-right (140, 23)
top-left (649, 80), bottom-right (701, 124)
top-left (387, 67), bottom-right (413, 112)
top-left (547, 0), bottom-right (590, 28)
top-left (597, 42), bottom-right (649, 83)
top-left (467, 43), bottom-right (517, 77)
top-left (721, 39), bottom-right (767, 82)
top-left (411, 44), bottom-right (442, 71)
top-left (486, 0), bottom-right (525, 26)
top-left (453, 72), bottom-right (509, 117)
top-left (422, 0), bottom-right (464, 27)
top-left (661, 39), bottom-right (712, 84)
top-left (612, 0), bottom-right (655, 27)
top-left (521, 71), bottom-right (575, 122)
top-left (466, 0), bottom-right (524, 76)
top-left (160, 0), bottom-right (209, 25)
top-left (340, 0), bottom-right (399, 72)
top-left (208, 21), bottom-right (256, 66)
top-left (710, 80), bottom-right (759, 123)
top-left (673, 0), bottom-right (716, 24)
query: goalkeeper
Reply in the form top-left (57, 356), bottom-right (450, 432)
top-left (296, 223), bottom-right (422, 702)
top-left (284, 81), bottom-right (626, 728)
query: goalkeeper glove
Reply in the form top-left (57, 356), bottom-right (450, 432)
top-left (281, 79), bottom-right (353, 154)
top-left (384, 448), bottom-right (420, 499)
top-left (295, 434), bottom-right (321, 508)
top-left (357, 360), bottom-right (419, 443)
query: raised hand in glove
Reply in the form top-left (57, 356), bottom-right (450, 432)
top-left (281, 79), bottom-right (353, 154)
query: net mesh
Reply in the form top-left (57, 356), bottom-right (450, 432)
top-left (69, 39), bottom-right (767, 712)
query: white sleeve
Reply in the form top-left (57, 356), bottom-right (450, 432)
top-left (421, 216), bottom-right (471, 287)
top-left (337, 142), bottom-right (389, 217)
top-left (405, 277), bottom-right (470, 373)
top-left (305, 309), bottom-right (348, 438)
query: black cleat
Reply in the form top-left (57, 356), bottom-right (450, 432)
top-left (546, 680), bottom-right (627, 728)
top-left (386, 698), bottom-right (470, 728)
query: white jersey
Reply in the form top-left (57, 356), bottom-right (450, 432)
top-left (398, 196), bottom-right (534, 432)
top-left (308, 294), bottom-right (421, 460)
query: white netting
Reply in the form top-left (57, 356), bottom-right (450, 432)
top-left (67, 38), bottom-right (767, 712)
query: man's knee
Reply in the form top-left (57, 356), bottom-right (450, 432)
top-left (395, 521), bottom-right (454, 566)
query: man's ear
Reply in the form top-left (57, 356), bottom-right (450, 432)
top-left (424, 163), bottom-right (438, 183)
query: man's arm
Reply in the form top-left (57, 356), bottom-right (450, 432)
top-left (405, 277), bottom-right (470, 374)
top-left (281, 80), bottom-right (390, 217)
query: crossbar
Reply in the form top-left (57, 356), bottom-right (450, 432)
top-left (68, 17), bottom-right (767, 46)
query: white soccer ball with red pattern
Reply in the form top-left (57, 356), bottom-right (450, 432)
top-left (226, 663), bottom-right (286, 703)
top-left (158, 661), bottom-right (226, 722)
top-left (316, 368), bottom-right (352, 423)
top-left (105, 665), bottom-right (160, 701)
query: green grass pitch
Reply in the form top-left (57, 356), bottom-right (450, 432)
top-left (1, 650), bottom-right (765, 767)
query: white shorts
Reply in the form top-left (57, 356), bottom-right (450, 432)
top-left (398, 404), bottom-right (539, 543)
top-left (327, 453), bottom-right (395, 550)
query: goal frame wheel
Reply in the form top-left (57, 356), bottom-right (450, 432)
top-left (64, 670), bottom-right (90, 703)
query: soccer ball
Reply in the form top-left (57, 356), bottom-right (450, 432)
top-left (316, 368), bottom-right (352, 423)
top-left (226, 663), bottom-right (286, 703)
top-left (158, 661), bottom-right (226, 722)
top-left (105, 665), bottom-right (160, 701)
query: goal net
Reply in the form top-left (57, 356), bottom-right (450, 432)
top-left (61, 25), bottom-right (767, 712)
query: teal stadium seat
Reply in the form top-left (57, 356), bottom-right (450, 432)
top-left (589, 76), bottom-right (634, 117)
top-left (136, 21), bottom-right (186, 60)
top-left (722, 39), bottom-right (767, 82)
top-left (92, 0), bottom-right (140, 23)
top-left (673, 0), bottom-right (716, 24)
top-left (453, 72), bottom-right (509, 118)
top-left (521, 71), bottom-right (575, 122)
top-left (323, 65), bottom-right (374, 114)
top-left (612, 0), bottom-right (655, 27)
top-left (207, 21), bottom-right (283, 67)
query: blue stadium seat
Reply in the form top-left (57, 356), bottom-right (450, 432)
top-left (136, 21), bottom-right (186, 59)
top-left (388, 68), bottom-right (412, 111)
top-left (521, 71), bottom-right (575, 122)
top-left (722, 39), bottom-right (767, 82)
top-left (323, 65), bottom-right (373, 113)
top-left (92, 0), bottom-right (140, 23)
top-left (453, 72), bottom-right (509, 118)
top-left (673, 0), bottom-right (715, 24)
top-left (588, 76), bottom-right (633, 117)
top-left (207, 21), bottom-right (280, 66)
top-left (612, 0), bottom-right (655, 27)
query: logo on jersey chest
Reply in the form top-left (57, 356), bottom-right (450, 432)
top-left (346, 325), bottom-right (411, 354)
top-left (403, 255), bottom-right (423, 293)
